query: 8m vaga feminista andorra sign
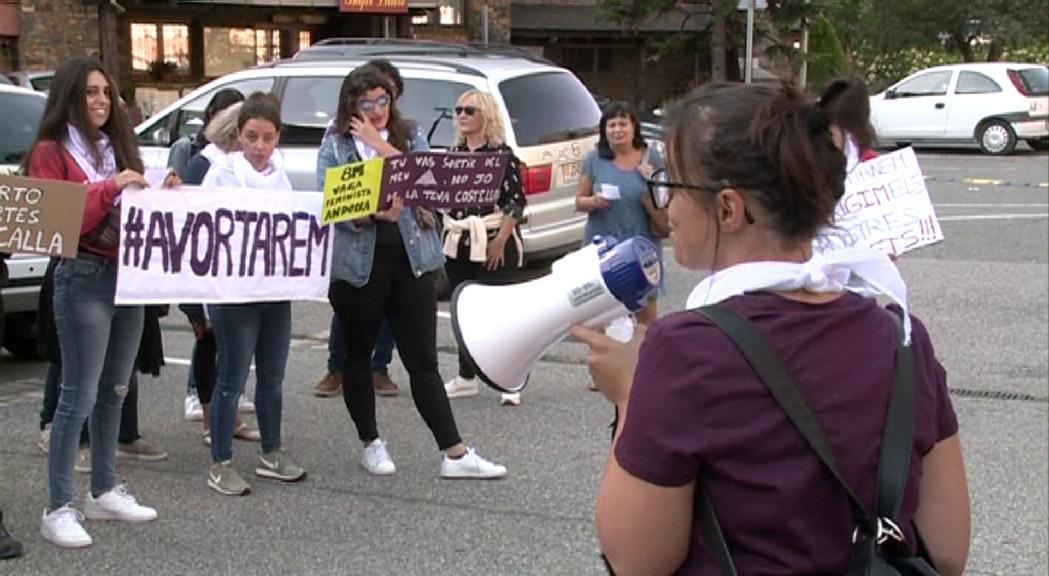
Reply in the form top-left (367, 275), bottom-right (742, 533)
top-left (340, 0), bottom-right (407, 13)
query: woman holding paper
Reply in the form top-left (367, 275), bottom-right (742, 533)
top-left (200, 92), bottom-right (306, 496)
top-left (26, 56), bottom-right (161, 548)
top-left (572, 81), bottom-right (970, 575)
top-left (318, 65), bottom-right (506, 480)
top-left (575, 101), bottom-right (666, 327)
top-left (442, 89), bottom-right (527, 406)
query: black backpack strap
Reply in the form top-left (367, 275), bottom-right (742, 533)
top-left (695, 304), bottom-right (874, 532)
top-left (877, 311), bottom-right (916, 521)
top-left (696, 484), bottom-right (738, 576)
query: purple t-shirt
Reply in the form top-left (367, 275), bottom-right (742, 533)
top-left (614, 292), bottom-right (957, 575)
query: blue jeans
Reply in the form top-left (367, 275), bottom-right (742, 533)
top-left (327, 314), bottom-right (395, 374)
top-left (208, 301), bottom-right (290, 462)
top-left (48, 255), bottom-right (144, 510)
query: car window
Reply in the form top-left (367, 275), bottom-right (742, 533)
top-left (280, 76), bottom-right (342, 146)
top-left (179, 77), bottom-right (275, 141)
top-left (500, 72), bottom-right (601, 146)
top-left (30, 76), bottom-right (53, 93)
top-left (1014, 67), bottom-right (1049, 96)
top-left (955, 71), bottom-right (1001, 95)
top-left (400, 78), bottom-right (473, 149)
top-left (0, 92), bottom-right (45, 165)
top-left (894, 71), bottom-right (952, 98)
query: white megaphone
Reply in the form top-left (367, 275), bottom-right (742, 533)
top-left (451, 236), bottom-right (663, 394)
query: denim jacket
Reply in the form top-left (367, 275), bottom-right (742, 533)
top-left (316, 128), bottom-right (444, 287)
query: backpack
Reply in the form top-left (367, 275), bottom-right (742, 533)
top-left (692, 304), bottom-right (940, 576)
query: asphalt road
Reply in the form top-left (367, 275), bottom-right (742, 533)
top-left (0, 147), bottom-right (1046, 575)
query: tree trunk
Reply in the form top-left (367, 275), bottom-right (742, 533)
top-left (711, 15), bottom-right (727, 82)
top-left (98, 2), bottom-right (120, 87)
top-left (986, 38), bottom-right (1005, 62)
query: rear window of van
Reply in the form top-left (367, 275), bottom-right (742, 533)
top-left (500, 72), bottom-right (601, 147)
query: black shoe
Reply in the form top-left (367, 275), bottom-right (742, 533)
top-left (0, 513), bottom-right (24, 560)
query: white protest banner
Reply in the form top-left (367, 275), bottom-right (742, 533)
top-left (115, 186), bottom-right (331, 305)
top-left (815, 147), bottom-right (944, 255)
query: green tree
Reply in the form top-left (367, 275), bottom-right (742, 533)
top-left (806, 15), bottom-right (847, 90)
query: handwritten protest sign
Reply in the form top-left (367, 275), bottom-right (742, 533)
top-left (320, 152), bottom-right (510, 224)
top-left (815, 147), bottom-right (943, 256)
top-left (0, 174), bottom-right (87, 258)
top-left (115, 186), bottom-right (331, 305)
top-left (383, 151), bottom-right (509, 209)
top-left (321, 157), bottom-right (384, 224)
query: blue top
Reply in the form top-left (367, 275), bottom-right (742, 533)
top-left (316, 128), bottom-right (444, 287)
top-left (582, 148), bottom-right (665, 294)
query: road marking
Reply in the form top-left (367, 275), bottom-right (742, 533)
top-left (962, 178), bottom-right (1003, 186)
top-left (938, 214), bottom-right (1048, 222)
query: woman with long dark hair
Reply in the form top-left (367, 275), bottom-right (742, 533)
top-left (319, 65), bottom-right (505, 479)
top-left (27, 56), bottom-right (162, 548)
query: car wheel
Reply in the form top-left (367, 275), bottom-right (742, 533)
top-left (1028, 138), bottom-right (1049, 151)
top-left (978, 120), bottom-right (1017, 155)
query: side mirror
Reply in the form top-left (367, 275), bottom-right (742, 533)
top-left (885, 89), bottom-right (897, 100)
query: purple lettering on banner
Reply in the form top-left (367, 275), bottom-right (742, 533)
top-left (249, 211), bottom-right (272, 277)
top-left (190, 212), bottom-right (214, 276)
top-left (380, 152), bottom-right (508, 210)
top-left (142, 210), bottom-right (170, 273)
top-left (122, 206), bottom-right (145, 268)
top-left (307, 215), bottom-right (329, 277)
top-left (213, 209), bottom-right (235, 277)
top-left (271, 213), bottom-right (291, 276)
top-left (289, 212), bottom-right (309, 277)
top-left (164, 212), bottom-right (194, 273)
top-left (234, 210), bottom-right (258, 277)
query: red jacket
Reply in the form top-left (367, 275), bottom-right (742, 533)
top-left (28, 140), bottom-right (121, 259)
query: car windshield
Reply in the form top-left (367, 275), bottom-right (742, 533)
top-left (500, 72), bottom-right (600, 147)
top-left (1015, 67), bottom-right (1049, 96)
top-left (0, 91), bottom-right (45, 165)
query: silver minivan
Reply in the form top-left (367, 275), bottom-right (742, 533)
top-left (135, 45), bottom-right (602, 263)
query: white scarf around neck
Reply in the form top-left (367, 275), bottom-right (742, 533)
top-left (63, 124), bottom-right (117, 183)
top-left (686, 247), bottom-right (912, 345)
top-left (200, 143), bottom-right (227, 166)
top-left (354, 130), bottom-right (389, 161)
top-left (229, 150), bottom-right (291, 191)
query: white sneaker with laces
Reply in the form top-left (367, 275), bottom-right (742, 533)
top-left (440, 448), bottom-right (507, 480)
top-left (360, 439), bottom-right (396, 476)
top-left (238, 394), bottom-right (256, 414)
top-left (444, 376), bottom-right (479, 399)
top-left (500, 393), bottom-right (521, 406)
top-left (184, 393), bottom-right (203, 422)
top-left (83, 485), bottom-right (158, 523)
top-left (40, 505), bottom-right (92, 548)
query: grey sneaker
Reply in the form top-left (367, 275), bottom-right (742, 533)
top-left (255, 450), bottom-right (307, 482)
top-left (37, 424), bottom-right (51, 454)
top-left (117, 439), bottom-right (169, 461)
top-left (207, 461), bottom-right (251, 496)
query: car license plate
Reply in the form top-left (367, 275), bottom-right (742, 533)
top-left (1030, 97), bottom-right (1049, 118)
top-left (561, 160), bottom-right (582, 184)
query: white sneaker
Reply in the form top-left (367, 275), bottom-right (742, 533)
top-left (500, 393), bottom-right (521, 406)
top-left (184, 393), bottom-right (203, 422)
top-left (84, 485), bottom-right (157, 523)
top-left (238, 395), bottom-right (256, 414)
top-left (440, 448), bottom-right (507, 480)
top-left (361, 439), bottom-right (396, 476)
top-left (40, 505), bottom-right (92, 548)
top-left (74, 447), bottom-right (90, 474)
top-left (444, 376), bottom-right (479, 399)
top-left (37, 424), bottom-right (52, 453)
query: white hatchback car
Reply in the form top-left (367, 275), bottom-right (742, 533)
top-left (870, 63), bottom-right (1049, 155)
top-left (136, 41), bottom-right (605, 263)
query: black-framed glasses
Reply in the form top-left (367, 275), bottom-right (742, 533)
top-left (454, 105), bottom-right (477, 117)
top-left (645, 168), bottom-right (755, 224)
top-left (358, 94), bottom-right (391, 113)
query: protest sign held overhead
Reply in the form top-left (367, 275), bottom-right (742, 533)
top-left (116, 185), bottom-right (331, 305)
top-left (816, 147), bottom-right (944, 256)
top-left (320, 151), bottom-right (510, 224)
top-left (0, 174), bottom-right (87, 258)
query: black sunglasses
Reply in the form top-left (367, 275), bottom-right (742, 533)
top-left (645, 168), bottom-right (755, 224)
top-left (454, 106), bottom-right (477, 117)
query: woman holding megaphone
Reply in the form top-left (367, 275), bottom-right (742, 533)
top-left (573, 80), bottom-right (970, 575)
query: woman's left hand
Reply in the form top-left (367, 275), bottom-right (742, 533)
top-left (485, 236), bottom-right (507, 270)
top-left (375, 194), bottom-right (405, 222)
top-left (162, 170), bottom-right (181, 189)
top-left (570, 322), bottom-right (647, 406)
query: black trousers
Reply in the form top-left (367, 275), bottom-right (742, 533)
top-left (328, 240), bottom-right (461, 451)
top-left (41, 363), bottom-right (139, 444)
top-left (443, 237), bottom-right (520, 379)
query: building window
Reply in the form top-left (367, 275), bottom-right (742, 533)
top-left (255, 29), bottom-right (280, 63)
top-left (131, 22), bottom-right (190, 74)
top-left (203, 27), bottom-right (281, 77)
top-left (411, 0), bottom-right (463, 27)
top-left (299, 30), bottom-right (312, 50)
